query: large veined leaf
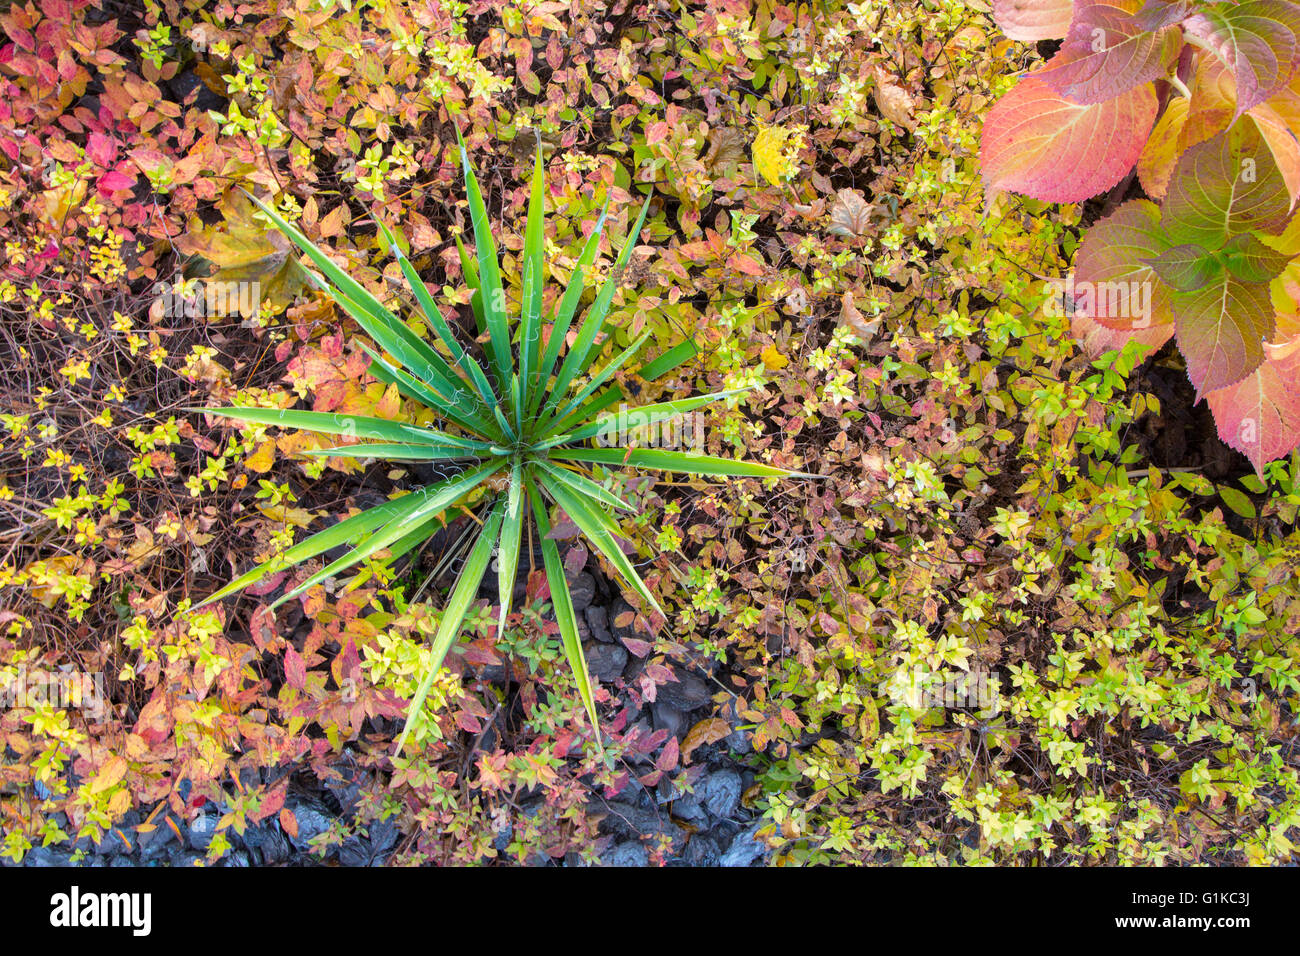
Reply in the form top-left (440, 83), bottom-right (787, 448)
top-left (1071, 199), bottom-right (1175, 329)
top-left (992, 0), bottom-right (1074, 40)
top-left (1222, 232), bottom-right (1293, 282)
top-left (1206, 337), bottom-right (1300, 473)
top-left (1034, 0), bottom-right (1182, 104)
top-left (981, 77), bottom-right (1159, 202)
top-left (1145, 242), bottom-right (1224, 291)
top-left (1162, 123), bottom-right (1293, 249)
top-left (1250, 68), bottom-right (1300, 203)
top-left (1073, 308), bottom-right (1175, 357)
top-left (1183, 0), bottom-right (1300, 115)
top-left (1174, 269), bottom-right (1276, 395)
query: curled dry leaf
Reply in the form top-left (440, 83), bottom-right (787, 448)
top-left (827, 187), bottom-right (873, 237)
top-left (874, 69), bottom-right (917, 129)
top-left (840, 289), bottom-right (881, 341)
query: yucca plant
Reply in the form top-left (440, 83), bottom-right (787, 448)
top-left (194, 131), bottom-right (799, 752)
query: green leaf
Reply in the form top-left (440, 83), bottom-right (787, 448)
top-left (1162, 124), bottom-right (1292, 250)
top-left (377, 219), bottom-right (499, 408)
top-left (536, 459), bottom-right (635, 512)
top-left (1144, 243), bottom-right (1221, 292)
top-left (194, 485), bottom-right (443, 608)
top-left (527, 201), bottom-right (609, 416)
top-left (537, 331), bottom-right (651, 437)
top-left (1173, 271), bottom-right (1274, 397)
top-left (192, 407), bottom-right (493, 450)
top-left (1221, 232), bottom-right (1293, 283)
top-left (528, 479), bottom-right (602, 751)
top-left (496, 460), bottom-right (524, 635)
top-left (520, 140), bottom-right (546, 417)
top-left (272, 460), bottom-right (505, 608)
top-left (396, 498), bottom-right (506, 754)
top-left (1217, 483), bottom-right (1257, 518)
top-left (298, 442), bottom-right (486, 461)
top-left (564, 389), bottom-right (751, 442)
top-left (552, 446), bottom-right (801, 478)
top-left (537, 468), bottom-right (662, 616)
top-left (546, 196), bottom-right (652, 415)
top-left (457, 128), bottom-right (515, 396)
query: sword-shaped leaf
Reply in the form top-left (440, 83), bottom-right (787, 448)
top-left (457, 128), bottom-right (515, 394)
top-left (538, 468), bottom-right (662, 617)
top-left (552, 446), bottom-right (804, 478)
top-left (527, 201), bottom-right (609, 417)
top-left (529, 478), bottom-right (602, 751)
top-left (194, 485), bottom-right (442, 608)
top-left (546, 196), bottom-right (651, 416)
top-left (496, 459), bottom-right (524, 635)
top-left (272, 460), bottom-right (504, 608)
top-left (396, 498), bottom-right (506, 754)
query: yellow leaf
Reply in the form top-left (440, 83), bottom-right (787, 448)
top-left (245, 440), bottom-right (276, 474)
top-left (90, 755), bottom-right (128, 795)
top-left (752, 125), bottom-right (791, 186)
top-left (760, 344), bottom-right (788, 370)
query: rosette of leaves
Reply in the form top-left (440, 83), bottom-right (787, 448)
top-left (194, 133), bottom-right (800, 751)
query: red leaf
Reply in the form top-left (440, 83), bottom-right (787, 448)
top-left (284, 646), bottom-right (307, 690)
top-left (981, 77), bottom-right (1158, 202)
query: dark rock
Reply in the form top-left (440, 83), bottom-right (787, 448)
top-left (652, 700), bottom-right (685, 739)
top-left (165, 69), bottom-right (227, 112)
top-left (670, 795), bottom-right (708, 827)
top-left (137, 821), bottom-right (178, 861)
top-left (339, 818), bottom-right (400, 866)
top-left (567, 572), bottom-right (596, 612)
top-left (681, 836), bottom-right (721, 866)
top-left (187, 807), bottom-right (220, 851)
top-left (24, 846), bottom-right (75, 867)
top-left (584, 604), bottom-right (613, 643)
top-left (598, 801), bottom-right (685, 856)
top-left (583, 640), bottom-right (628, 682)
top-left (599, 840), bottom-right (649, 867)
top-left (720, 821), bottom-right (770, 867)
top-left (223, 851), bottom-right (251, 867)
top-left (698, 770), bottom-right (742, 821)
top-left (240, 821), bottom-right (291, 865)
top-left (284, 796), bottom-right (335, 853)
top-left (656, 668), bottom-right (712, 711)
top-left (168, 848), bottom-right (205, 867)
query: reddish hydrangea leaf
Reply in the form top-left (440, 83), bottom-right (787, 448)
top-left (1072, 199), bottom-right (1176, 330)
top-left (992, 0), bottom-right (1074, 40)
top-left (1250, 69), bottom-right (1300, 203)
top-left (1134, 0), bottom-right (1197, 29)
top-left (1206, 340), bottom-right (1300, 473)
top-left (1162, 123), bottom-right (1292, 248)
top-left (1174, 271), bottom-right (1274, 396)
top-left (1183, 0), bottom-right (1300, 115)
top-left (981, 77), bottom-right (1158, 202)
top-left (1035, 0), bottom-right (1183, 104)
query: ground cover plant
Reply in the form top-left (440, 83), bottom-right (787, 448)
top-left (0, 0), bottom-right (1298, 869)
